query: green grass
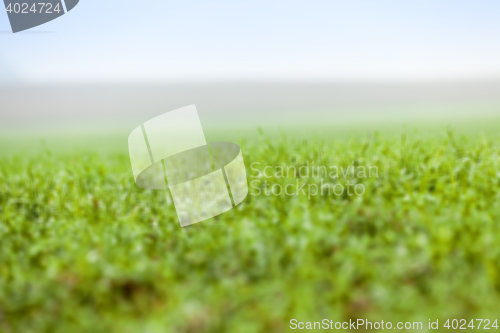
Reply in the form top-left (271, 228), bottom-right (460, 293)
top-left (1, 125), bottom-right (500, 332)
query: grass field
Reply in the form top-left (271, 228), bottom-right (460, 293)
top-left (1, 122), bottom-right (500, 332)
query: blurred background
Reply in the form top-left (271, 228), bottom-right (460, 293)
top-left (1, 0), bottom-right (499, 139)
top-left (2, 2), bottom-right (500, 332)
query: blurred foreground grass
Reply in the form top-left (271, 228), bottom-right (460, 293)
top-left (1, 125), bottom-right (500, 332)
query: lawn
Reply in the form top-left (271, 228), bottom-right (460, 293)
top-left (1, 123), bottom-right (500, 332)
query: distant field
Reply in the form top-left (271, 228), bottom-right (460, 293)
top-left (1, 122), bottom-right (500, 332)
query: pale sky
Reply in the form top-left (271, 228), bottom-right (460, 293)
top-left (1, 0), bottom-right (500, 83)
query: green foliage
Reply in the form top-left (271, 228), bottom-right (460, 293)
top-left (1, 128), bottom-right (500, 332)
